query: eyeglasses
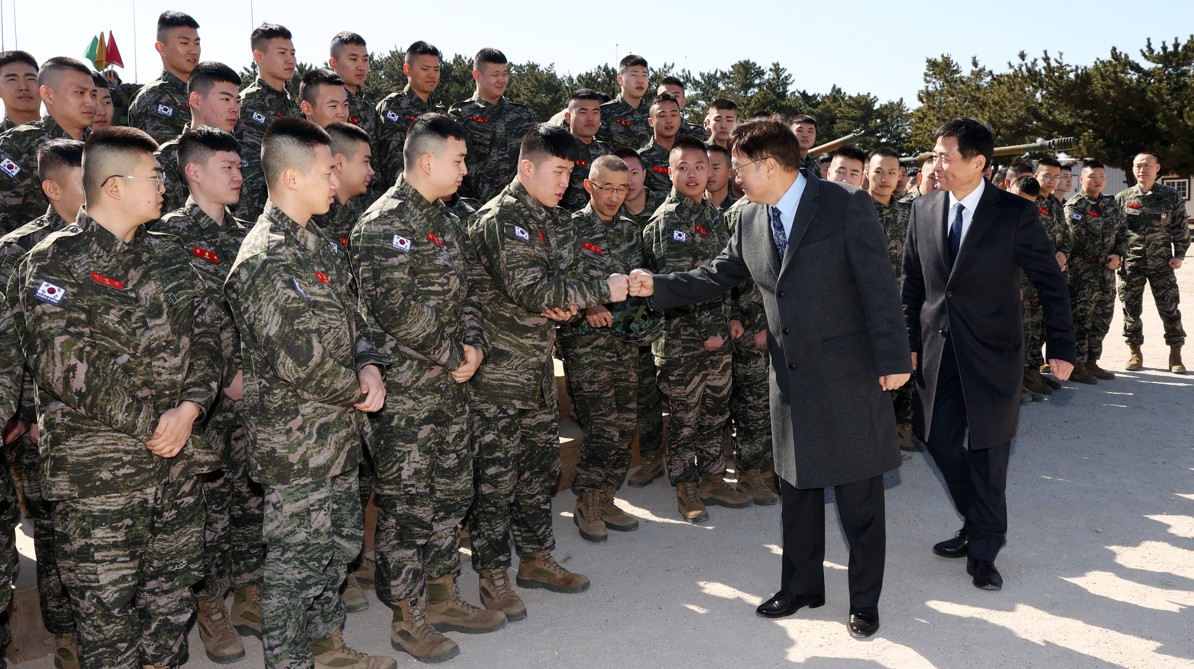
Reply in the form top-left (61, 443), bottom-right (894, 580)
top-left (730, 157), bottom-right (767, 176)
top-left (590, 183), bottom-right (628, 197)
top-left (107, 173), bottom-right (167, 190)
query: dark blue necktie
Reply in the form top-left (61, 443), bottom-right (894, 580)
top-left (948, 203), bottom-right (964, 267)
top-left (769, 206), bottom-right (787, 261)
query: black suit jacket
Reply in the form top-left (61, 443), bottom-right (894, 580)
top-left (901, 183), bottom-right (1076, 449)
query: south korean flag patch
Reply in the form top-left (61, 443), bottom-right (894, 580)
top-left (0, 157), bottom-right (20, 178)
top-left (155, 104), bottom-right (174, 118)
top-left (385, 110), bottom-right (401, 123)
top-left (34, 280), bottom-right (66, 305)
top-left (1071, 213), bottom-right (1082, 221)
top-left (391, 234), bottom-right (412, 252)
top-left (513, 225), bottom-right (531, 242)
top-left (672, 229), bottom-right (688, 243)
top-left (252, 111), bottom-right (268, 125)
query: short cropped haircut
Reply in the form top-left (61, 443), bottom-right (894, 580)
top-left (569, 88), bottom-right (604, 104)
top-left (650, 92), bottom-right (680, 112)
top-left (832, 145), bottom-right (868, 164)
top-left (790, 114), bottom-right (817, 128)
top-left (81, 127), bottom-right (159, 200)
top-left (730, 118), bottom-right (801, 172)
top-left (1080, 158), bottom-right (1105, 171)
top-left (0, 50), bottom-right (38, 71)
top-left (474, 48), bottom-right (507, 71)
top-left (37, 138), bottom-right (84, 182)
top-left (707, 143), bottom-right (731, 161)
top-left (612, 146), bottom-right (642, 168)
top-left (817, 153), bottom-right (833, 165)
top-left (37, 57), bottom-right (92, 88)
top-left (326, 121), bottom-right (371, 159)
top-left (188, 61), bottom-right (241, 95)
top-left (1011, 175), bottom-right (1041, 197)
top-left (329, 31), bottom-right (366, 58)
top-left (709, 98), bottom-right (739, 113)
top-left (1134, 150), bottom-right (1161, 163)
top-left (590, 154), bottom-right (628, 178)
top-left (519, 124), bottom-right (581, 164)
top-left (261, 117), bottom-right (331, 187)
top-left (403, 112), bottom-right (467, 167)
top-left (659, 75), bottom-right (685, 90)
top-left (934, 118), bottom-right (994, 171)
top-left (91, 72), bottom-right (110, 90)
top-left (405, 40), bottom-right (441, 65)
top-left (618, 55), bottom-right (648, 72)
top-left (157, 11), bottom-right (199, 42)
top-left (670, 136), bottom-right (708, 157)
top-left (251, 23), bottom-right (292, 53)
top-left (1034, 156), bottom-right (1062, 171)
top-left (866, 146), bottom-right (900, 163)
top-left (1007, 161), bottom-right (1033, 177)
top-left (299, 68), bottom-right (345, 106)
top-left (177, 126), bottom-right (240, 185)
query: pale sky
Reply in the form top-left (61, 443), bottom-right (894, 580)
top-left (1, 0), bottom-right (1189, 109)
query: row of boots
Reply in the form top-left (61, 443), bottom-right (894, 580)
top-left (621, 451), bottom-right (779, 526)
top-left (1024, 345), bottom-right (1185, 399)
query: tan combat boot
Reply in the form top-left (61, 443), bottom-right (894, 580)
top-left (342, 571), bottom-right (370, 613)
top-left (573, 490), bottom-right (608, 543)
top-left (627, 451), bottom-right (664, 488)
top-left (479, 567), bottom-right (527, 621)
top-left (1087, 359), bottom-right (1115, 380)
top-left (230, 584), bottom-right (262, 638)
top-left (389, 596), bottom-right (459, 663)
top-left (1126, 344), bottom-right (1143, 371)
top-left (53, 632), bottom-right (81, 669)
top-left (1171, 345), bottom-right (1186, 374)
top-left (425, 573), bottom-right (508, 634)
top-left (516, 551), bottom-right (590, 594)
top-left (737, 469), bottom-right (779, 506)
top-left (676, 481), bottom-right (709, 523)
top-left (600, 485), bottom-right (640, 532)
top-left (761, 459), bottom-right (780, 493)
top-left (352, 555), bottom-right (376, 587)
top-left (196, 596), bottom-right (246, 663)
top-left (699, 473), bottom-right (754, 508)
top-left (312, 628), bottom-right (398, 668)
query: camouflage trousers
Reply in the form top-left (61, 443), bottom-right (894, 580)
top-left (1, 446), bottom-right (17, 662)
top-left (562, 336), bottom-right (639, 494)
top-left (636, 345), bottom-right (665, 457)
top-left (371, 390), bottom-right (473, 602)
top-left (468, 398), bottom-right (560, 570)
top-left (198, 420), bottom-right (264, 600)
top-left (730, 338), bottom-right (772, 471)
top-left (1022, 279), bottom-right (1046, 369)
top-left (657, 350), bottom-right (732, 485)
top-left (53, 476), bottom-right (204, 669)
top-left (1069, 262), bottom-right (1116, 363)
top-left (11, 434), bottom-right (74, 634)
top-left (261, 469), bottom-right (362, 669)
top-left (1119, 261), bottom-right (1185, 346)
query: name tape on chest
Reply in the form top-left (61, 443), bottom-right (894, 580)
top-left (392, 234), bottom-right (412, 252)
top-left (90, 271), bottom-right (125, 290)
top-left (615, 119), bottom-right (633, 127)
top-left (34, 280), bottom-right (65, 304)
top-left (193, 246), bottom-right (220, 264)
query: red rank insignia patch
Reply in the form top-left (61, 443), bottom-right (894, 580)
top-left (1126, 201), bottom-right (1143, 209)
top-left (471, 115), bottom-right (488, 123)
top-left (183, 102), bottom-right (192, 111)
top-left (1038, 207), bottom-right (1049, 216)
top-left (537, 229), bottom-right (548, 248)
top-left (615, 119), bottom-right (633, 127)
top-left (348, 116), bottom-right (360, 125)
top-left (427, 232), bottom-right (445, 247)
top-left (406, 114), bottom-right (418, 121)
top-left (695, 225), bottom-right (708, 237)
top-left (192, 246), bottom-right (220, 264)
top-left (339, 237), bottom-right (350, 248)
top-left (651, 166), bottom-right (669, 174)
top-left (1087, 210), bottom-right (1099, 218)
top-left (316, 271), bottom-right (331, 285)
top-left (90, 271), bottom-right (124, 290)
top-left (582, 241), bottom-right (603, 255)
top-left (575, 160), bottom-right (588, 167)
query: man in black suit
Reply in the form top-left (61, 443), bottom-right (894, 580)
top-left (629, 118), bottom-right (910, 638)
top-left (902, 118), bottom-right (1076, 591)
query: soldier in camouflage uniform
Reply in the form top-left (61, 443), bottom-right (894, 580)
top-left (449, 48), bottom-right (536, 204)
top-left (128, 12), bottom-right (200, 144)
top-left (655, 78), bottom-right (708, 142)
top-left (1065, 159), bottom-right (1127, 385)
top-left (790, 115), bottom-right (822, 179)
top-left (703, 99), bottom-right (739, 150)
top-left (155, 61), bottom-right (243, 214)
top-left (222, 118), bottom-right (394, 669)
top-left (705, 144), bottom-right (739, 212)
top-left (232, 24), bottom-right (301, 223)
top-left (0, 139), bottom-right (84, 668)
top-left (1022, 157), bottom-right (1073, 393)
top-left (559, 89), bottom-right (610, 212)
top-left (1116, 151), bottom-right (1190, 373)
top-left (466, 125), bottom-right (626, 620)
top-left (153, 127), bottom-right (259, 663)
top-left (638, 93), bottom-right (681, 194)
top-left (0, 57), bottom-right (94, 234)
top-left (556, 155), bottom-right (647, 541)
top-left (643, 138), bottom-right (752, 523)
top-left (596, 55), bottom-right (651, 152)
top-left (3, 127), bottom-right (223, 669)
top-left (350, 114), bottom-right (507, 663)
top-left (328, 33), bottom-right (377, 152)
top-left (0, 51), bottom-right (42, 132)
top-left (316, 123), bottom-right (374, 252)
top-left (374, 41), bottom-right (447, 191)
top-left (298, 69), bottom-right (350, 130)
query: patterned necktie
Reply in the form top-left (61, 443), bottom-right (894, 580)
top-left (769, 206), bottom-right (787, 261)
top-left (948, 203), bottom-right (964, 267)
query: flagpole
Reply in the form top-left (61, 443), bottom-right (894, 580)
top-left (1, 0), bottom-right (6, 51)
top-left (11, 0), bottom-right (15, 48)
top-left (131, 0), bottom-right (138, 82)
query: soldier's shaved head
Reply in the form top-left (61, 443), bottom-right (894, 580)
top-left (82, 127), bottom-right (159, 202)
top-left (519, 124), bottom-right (581, 165)
top-left (37, 138), bottom-right (84, 182)
top-left (589, 154), bottom-right (628, 182)
top-left (261, 117), bottom-right (331, 188)
top-left (37, 56), bottom-right (92, 89)
top-left (403, 112), bottom-right (467, 167)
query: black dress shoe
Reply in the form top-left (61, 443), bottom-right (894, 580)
top-left (755, 590), bottom-right (826, 618)
top-left (847, 607), bottom-right (880, 638)
top-left (966, 557), bottom-right (1003, 590)
top-left (932, 528), bottom-right (969, 558)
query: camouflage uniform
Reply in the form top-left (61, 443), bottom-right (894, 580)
top-left (154, 135), bottom-right (190, 214)
top-left (622, 191), bottom-right (668, 461)
top-left (643, 192), bottom-right (732, 485)
top-left (559, 138), bottom-right (610, 213)
top-left (449, 94), bottom-right (536, 204)
top-left (109, 82), bottom-right (144, 128)
top-left (596, 96), bottom-right (650, 152)
top-left (127, 69), bottom-right (191, 144)
top-left (677, 120), bottom-right (708, 142)
top-left (1023, 195), bottom-right (1073, 370)
top-left (345, 87), bottom-right (378, 149)
top-left (1116, 182), bottom-right (1189, 347)
top-left (374, 87), bottom-right (445, 190)
top-left (709, 191), bottom-right (739, 214)
top-left (6, 210), bottom-right (222, 669)
top-left (315, 196), bottom-right (368, 253)
top-left (232, 78), bottom-right (302, 222)
top-left (557, 204), bottom-right (645, 493)
top-left (224, 202), bottom-right (387, 669)
top-left (638, 138), bottom-right (673, 194)
top-left (800, 154), bottom-right (822, 179)
top-left (0, 117), bottom-right (87, 235)
top-left (1065, 192), bottom-right (1127, 363)
top-left (465, 179), bottom-right (610, 569)
top-left (349, 175), bottom-right (485, 602)
top-left (155, 200), bottom-right (264, 600)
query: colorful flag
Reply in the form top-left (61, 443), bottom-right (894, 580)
top-left (84, 34), bottom-right (99, 68)
top-left (95, 32), bottom-right (107, 70)
top-left (105, 32), bottom-right (124, 68)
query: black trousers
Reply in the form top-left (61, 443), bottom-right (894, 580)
top-left (925, 337), bottom-right (1011, 561)
top-left (779, 474), bottom-right (885, 609)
